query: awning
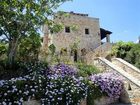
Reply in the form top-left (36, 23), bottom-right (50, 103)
top-left (100, 28), bottom-right (112, 40)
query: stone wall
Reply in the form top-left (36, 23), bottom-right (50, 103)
top-left (85, 43), bottom-right (112, 65)
top-left (53, 13), bottom-right (100, 52)
top-left (23, 96), bottom-right (118, 105)
top-left (43, 12), bottom-right (101, 56)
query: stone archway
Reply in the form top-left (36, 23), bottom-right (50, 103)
top-left (74, 50), bottom-right (78, 62)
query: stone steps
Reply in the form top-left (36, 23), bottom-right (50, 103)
top-left (112, 58), bottom-right (140, 81)
top-left (93, 57), bottom-right (140, 105)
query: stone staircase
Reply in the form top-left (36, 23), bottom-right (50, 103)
top-left (85, 42), bottom-right (112, 64)
top-left (93, 42), bottom-right (112, 57)
top-left (112, 58), bottom-right (140, 81)
top-left (93, 57), bottom-right (140, 105)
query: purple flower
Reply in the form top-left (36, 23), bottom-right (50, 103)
top-left (46, 63), bottom-right (77, 77)
top-left (90, 73), bottom-right (123, 99)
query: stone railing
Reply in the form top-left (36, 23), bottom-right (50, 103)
top-left (95, 57), bottom-right (140, 88)
top-left (93, 42), bottom-right (112, 57)
top-left (112, 58), bottom-right (140, 79)
top-left (85, 43), bottom-right (112, 64)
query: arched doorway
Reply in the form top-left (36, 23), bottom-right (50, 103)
top-left (81, 48), bottom-right (86, 56)
top-left (74, 50), bottom-right (77, 62)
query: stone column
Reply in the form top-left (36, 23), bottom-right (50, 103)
top-left (106, 34), bottom-right (110, 43)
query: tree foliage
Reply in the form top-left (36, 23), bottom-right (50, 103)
top-left (125, 44), bottom-right (140, 68)
top-left (111, 41), bottom-right (134, 59)
top-left (18, 34), bottom-right (41, 62)
top-left (0, 42), bottom-right (7, 56)
top-left (111, 41), bottom-right (140, 69)
top-left (0, 0), bottom-right (72, 66)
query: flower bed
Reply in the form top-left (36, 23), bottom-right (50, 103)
top-left (0, 63), bottom-right (124, 105)
top-left (0, 64), bottom-right (87, 105)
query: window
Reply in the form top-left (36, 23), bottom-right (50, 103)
top-left (81, 48), bottom-right (86, 56)
top-left (60, 48), bottom-right (67, 55)
top-left (85, 28), bottom-right (89, 34)
top-left (65, 27), bottom-right (70, 33)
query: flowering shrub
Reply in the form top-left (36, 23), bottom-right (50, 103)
top-left (90, 73), bottom-right (123, 99)
top-left (46, 63), bottom-right (77, 76)
top-left (18, 61), bottom-right (48, 75)
top-left (40, 76), bottom-right (87, 105)
top-left (0, 64), bottom-right (87, 105)
top-left (0, 63), bottom-right (124, 105)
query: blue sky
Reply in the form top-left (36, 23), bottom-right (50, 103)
top-left (58, 0), bottom-right (140, 42)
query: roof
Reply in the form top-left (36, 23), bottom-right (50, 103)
top-left (100, 28), bottom-right (112, 40)
top-left (62, 11), bottom-right (88, 17)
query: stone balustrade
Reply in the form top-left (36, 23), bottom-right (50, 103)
top-left (112, 58), bottom-right (140, 80)
top-left (85, 42), bottom-right (112, 64)
top-left (96, 57), bottom-right (140, 88)
top-left (94, 57), bottom-right (140, 104)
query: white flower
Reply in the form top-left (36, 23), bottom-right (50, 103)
top-left (9, 102), bottom-right (12, 105)
top-left (4, 93), bottom-right (7, 96)
top-left (25, 84), bottom-right (28, 87)
top-left (2, 101), bottom-right (6, 105)
top-left (31, 89), bottom-right (35, 92)
top-left (19, 90), bottom-right (22, 93)
top-left (20, 98), bottom-right (23, 102)
top-left (39, 80), bottom-right (42, 83)
top-left (79, 76), bottom-right (83, 80)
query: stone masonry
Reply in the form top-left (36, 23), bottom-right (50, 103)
top-left (42, 11), bottom-right (111, 63)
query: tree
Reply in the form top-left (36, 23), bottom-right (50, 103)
top-left (111, 41), bottom-right (134, 59)
top-left (111, 41), bottom-right (140, 69)
top-left (125, 44), bottom-right (140, 69)
top-left (0, 42), bottom-right (7, 57)
top-left (0, 0), bottom-right (72, 67)
top-left (18, 33), bottom-right (41, 62)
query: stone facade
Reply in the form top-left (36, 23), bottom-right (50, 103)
top-left (23, 97), bottom-right (118, 105)
top-left (42, 12), bottom-right (111, 62)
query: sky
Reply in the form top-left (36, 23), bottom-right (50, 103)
top-left (57, 0), bottom-right (140, 42)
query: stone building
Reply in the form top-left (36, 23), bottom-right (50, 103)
top-left (42, 11), bottom-right (112, 63)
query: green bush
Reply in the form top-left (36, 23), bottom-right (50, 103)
top-left (111, 41), bottom-right (140, 69)
top-left (125, 44), bottom-right (140, 69)
top-left (111, 41), bottom-right (134, 59)
top-left (76, 63), bottom-right (100, 77)
top-left (86, 81), bottom-right (104, 105)
top-left (0, 61), bottom-right (48, 80)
